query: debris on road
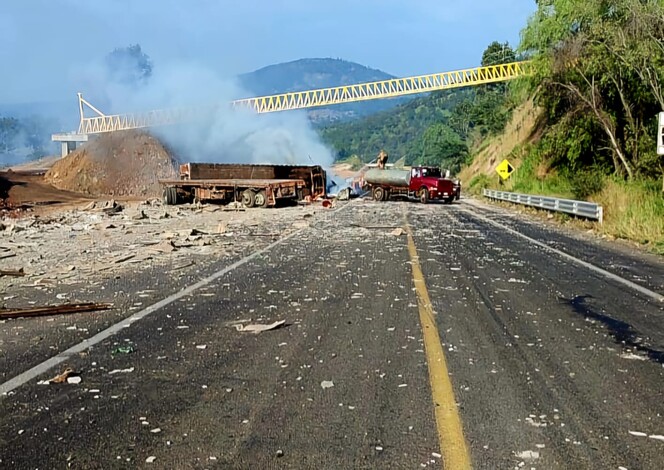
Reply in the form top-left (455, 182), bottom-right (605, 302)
top-left (39, 367), bottom-right (80, 385)
top-left (231, 320), bottom-right (286, 334)
top-left (131, 210), bottom-right (148, 220)
top-left (515, 450), bottom-right (540, 460)
top-left (620, 352), bottom-right (647, 361)
top-left (108, 367), bottom-right (135, 375)
top-left (111, 345), bottom-right (135, 356)
top-left (320, 380), bottom-right (334, 389)
top-left (149, 240), bottom-right (178, 253)
top-left (629, 430), bottom-right (664, 441)
top-left (112, 254), bottom-right (136, 264)
top-left (0, 268), bottom-right (25, 277)
top-left (390, 228), bottom-right (404, 237)
top-left (0, 302), bottom-right (112, 320)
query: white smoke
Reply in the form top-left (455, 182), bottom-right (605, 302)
top-left (74, 59), bottom-right (335, 168)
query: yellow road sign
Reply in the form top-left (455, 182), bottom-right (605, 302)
top-left (496, 159), bottom-right (515, 180)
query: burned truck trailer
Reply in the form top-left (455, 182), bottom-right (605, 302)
top-left (159, 163), bottom-right (327, 208)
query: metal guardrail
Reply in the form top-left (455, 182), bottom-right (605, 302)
top-left (483, 189), bottom-right (603, 223)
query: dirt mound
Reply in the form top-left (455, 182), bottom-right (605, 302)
top-left (45, 131), bottom-right (177, 198)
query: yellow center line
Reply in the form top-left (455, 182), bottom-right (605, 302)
top-left (404, 216), bottom-right (472, 470)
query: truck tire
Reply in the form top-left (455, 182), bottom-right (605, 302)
top-left (163, 187), bottom-right (177, 205)
top-left (241, 190), bottom-right (256, 208)
top-left (255, 190), bottom-right (268, 208)
top-left (373, 187), bottom-right (385, 202)
top-left (419, 187), bottom-right (429, 204)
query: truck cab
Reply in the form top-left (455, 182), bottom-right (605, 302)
top-left (409, 166), bottom-right (456, 203)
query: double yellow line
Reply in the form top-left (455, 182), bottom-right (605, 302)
top-left (404, 219), bottom-right (472, 469)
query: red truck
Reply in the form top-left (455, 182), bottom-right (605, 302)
top-left (362, 166), bottom-right (458, 204)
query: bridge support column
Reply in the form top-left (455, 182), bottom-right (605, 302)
top-left (51, 133), bottom-right (89, 158)
top-left (60, 141), bottom-right (78, 158)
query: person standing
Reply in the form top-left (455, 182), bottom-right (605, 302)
top-left (377, 149), bottom-right (389, 169)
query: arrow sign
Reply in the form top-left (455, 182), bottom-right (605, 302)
top-left (496, 159), bottom-right (515, 180)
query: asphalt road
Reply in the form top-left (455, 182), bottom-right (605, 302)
top-left (1, 198), bottom-right (663, 469)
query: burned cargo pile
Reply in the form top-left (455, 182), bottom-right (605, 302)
top-left (45, 131), bottom-right (178, 198)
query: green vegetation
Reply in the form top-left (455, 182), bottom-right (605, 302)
top-left (467, 174), bottom-right (492, 194)
top-left (596, 179), bottom-right (664, 245)
top-left (521, 0), bottom-right (664, 182)
top-left (320, 41), bottom-right (517, 172)
top-left (511, 0), bottom-right (664, 247)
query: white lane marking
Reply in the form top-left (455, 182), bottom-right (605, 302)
top-left (460, 208), bottom-right (664, 303)
top-left (0, 204), bottom-right (342, 397)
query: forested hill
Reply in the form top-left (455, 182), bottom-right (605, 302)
top-left (240, 58), bottom-right (394, 95)
top-left (239, 58), bottom-right (410, 122)
top-left (318, 89), bottom-right (471, 168)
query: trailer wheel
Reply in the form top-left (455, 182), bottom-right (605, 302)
top-left (255, 190), bottom-right (268, 208)
top-left (164, 187), bottom-right (177, 205)
top-left (241, 190), bottom-right (256, 208)
top-left (373, 187), bottom-right (385, 202)
top-left (419, 188), bottom-right (429, 204)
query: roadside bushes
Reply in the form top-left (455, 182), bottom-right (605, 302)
top-left (468, 174), bottom-right (492, 194)
top-left (570, 170), bottom-right (605, 199)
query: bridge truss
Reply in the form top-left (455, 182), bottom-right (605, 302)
top-left (75, 61), bottom-right (531, 135)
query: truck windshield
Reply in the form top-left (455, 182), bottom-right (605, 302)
top-left (421, 168), bottom-right (441, 178)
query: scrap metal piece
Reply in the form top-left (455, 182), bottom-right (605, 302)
top-left (0, 302), bottom-right (112, 320)
top-left (231, 320), bottom-right (286, 334)
top-left (0, 268), bottom-right (25, 277)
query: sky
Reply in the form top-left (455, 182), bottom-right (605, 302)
top-left (0, 0), bottom-right (537, 106)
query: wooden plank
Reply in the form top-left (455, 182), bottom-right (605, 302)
top-left (0, 303), bottom-right (112, 320)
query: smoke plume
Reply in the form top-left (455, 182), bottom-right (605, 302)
top-left (75, 59), bottom-right (335, 168)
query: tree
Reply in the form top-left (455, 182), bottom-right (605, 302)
top-left (0, 117), bottom-right (20, 154)
top-left (520, 0), bottom-right (664, 180)
top-left (482, 41), bottom-right (517, 67)
top-left (417, 123), bottom-right (468, 173)
top-left (105, 44), bottom-right (153, 87)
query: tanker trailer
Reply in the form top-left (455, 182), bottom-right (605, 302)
top-left (363, 166), bottom-right (456, 204)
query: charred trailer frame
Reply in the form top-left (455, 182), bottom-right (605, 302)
top-left (159, 163), bottom-right (327, 208)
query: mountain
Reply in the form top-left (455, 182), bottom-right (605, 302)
top-left (238, 58), bottom-right (411, 123)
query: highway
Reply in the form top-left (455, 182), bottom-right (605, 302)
top-left (1, 198), bottom-right (663, 469)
